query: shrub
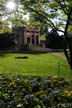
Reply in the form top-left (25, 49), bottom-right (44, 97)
top-left (0, 74), bottom-right (72, 108)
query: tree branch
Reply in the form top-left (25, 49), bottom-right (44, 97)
top-left (27, 6), bottom-right (64, 33)
top-left (56, 17), bottom-right (67, 22)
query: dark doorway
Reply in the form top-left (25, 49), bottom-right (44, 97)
top-left (36, 36), bottom-right (39, 45)
top-left (32, 35), bottom-right (34, 44)
top-left (27, 37), bottom-right (30, 44)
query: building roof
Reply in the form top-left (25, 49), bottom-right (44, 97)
top-left (12, 26), bottom-right (39, 33)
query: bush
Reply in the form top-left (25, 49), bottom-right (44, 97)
top-left (0, 74), bottom-right (72, 108)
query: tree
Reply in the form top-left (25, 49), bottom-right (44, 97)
top-left (20, 0), bottom-right (72, 70)
top-left (46, 29), bottom-right (64, 49)
top-left (0, 0), bottom-right (28, 32)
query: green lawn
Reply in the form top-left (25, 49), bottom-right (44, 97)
top-left (0, 52), bottom-right (71, 79)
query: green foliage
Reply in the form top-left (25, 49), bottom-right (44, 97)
top-left (0, 27), bottom-right (11, 33)
top-left (0, 74), bottom-right (71, 108)
top-left (0, 0), bottom-right (72, 32)
top-left (19, 0), bottom-right (72, 34)
top-left (67, 26), bottom-right (72, 33)
top-left (0, 0), bottom-right (72, 33)
top-left (0, 20), bottom-right (11, 33)
top-left (40, 34), bottom-right (46, 40)
top-left (0, 0), bottom-right (28, 33)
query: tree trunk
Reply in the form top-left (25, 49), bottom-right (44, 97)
top-left (64, 7), bottom-right (72, 70)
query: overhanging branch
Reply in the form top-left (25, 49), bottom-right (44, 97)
top-left (27, 6), bottom-right (64, 33)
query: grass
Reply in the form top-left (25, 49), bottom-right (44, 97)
top-left (0, 52), bottom-right (71, 79)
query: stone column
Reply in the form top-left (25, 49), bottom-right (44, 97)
top-left (24, 31), bottom-right (27, 45)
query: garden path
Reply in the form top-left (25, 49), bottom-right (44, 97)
top-left (52, 53), bottom-right (66, 60)
top-left (31, 46), bottom-right (66, 60)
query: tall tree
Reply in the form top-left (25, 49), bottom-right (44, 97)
top-left (20, 0), bottom-right (72, 70)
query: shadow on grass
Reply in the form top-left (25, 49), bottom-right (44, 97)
top-left (15, 51), bottom-right (49, 55)
top-left (0, 54), bottom-right (6, 58)
top-left (0, 50), bottom-right (48, 55)
top-left (13, 50), bottom-right (63, 55)
top-left (0, 49), bottom-right (63, 55)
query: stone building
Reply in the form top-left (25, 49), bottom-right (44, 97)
top-left (12, 26), bottom-right (40, 50)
